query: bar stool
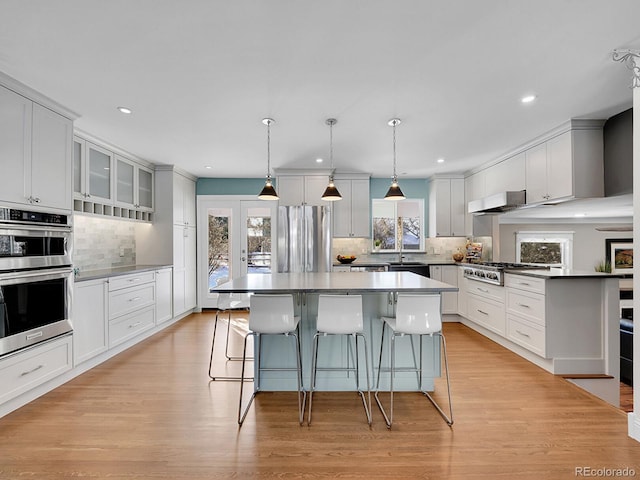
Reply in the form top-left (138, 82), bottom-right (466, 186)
top-left (238, 294), bottom-right (306, 426)
top-left (375, 293), bottom-right (453, 428)
top-left (208, 293), bottom-right (252, 381)
top-left (308, 294), bottom-right (372, 426)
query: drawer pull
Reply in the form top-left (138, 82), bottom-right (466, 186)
top-left (477, 287), bottom-right (489, 293)
top-left (517, 303), bottom-right (531, 308)
top-left (477, 309), bottom-right (489, 315)
top-left (518, 282), bottom-right (531, 286)
top-left (515, 329), bottom-right (530, 338)
top-left (128, 278), bottom-right (141, 283)
top-left (129, 296), bottom-right (142, 302)
top-left (128, 321), bottom-right (142, 329)
top-left (20, 364), bottom-right (44, 377)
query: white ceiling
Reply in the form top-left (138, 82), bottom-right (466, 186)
top-left (1, 0), bottom-right (639, 186)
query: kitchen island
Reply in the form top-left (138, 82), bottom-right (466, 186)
top-left (214, 272), bottom-right (457, 392)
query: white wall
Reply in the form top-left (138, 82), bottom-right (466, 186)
top-left (498, 222), bottom-right (631, 271)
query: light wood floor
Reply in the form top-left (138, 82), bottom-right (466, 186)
top-left (1, 311), bottom-right (638, 479)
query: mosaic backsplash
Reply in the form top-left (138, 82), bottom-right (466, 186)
top-left (73, 215), bottom-right (136, 271)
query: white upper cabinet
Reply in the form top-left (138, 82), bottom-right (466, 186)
top-left (275, 174), bottom-right (331, 206)
top-left (332, 177), bottom-right (370, 238)
top-left (484, 152), bottom-right (525, 196)
top-left (429, 177), bottom-right (465, 237)
top-left (173, 172), bottom-right (196, 226)
top-left (0, 85), bottom-right (72, 211)
top-left (525, 125), bottom-right (604, 205)
top-left (115, 155), bottom-right (154, 211)
top-left (78, 140), bottom-right (114, 203)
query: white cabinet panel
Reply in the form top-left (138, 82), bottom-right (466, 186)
top-left (429, 265), bottom-right (458, 314)
top-left (333, 178), bottom-right (370, 238)
top-left (0, 85), bottom-right (31, 205)
top-left (73, 279), bottom-right (108, 365)
top-left (525, 142), bottom-right (548, 204)
top-left (275, 176), bottom-right (305, 206)
top-left (429, 177), bottom-right (465, 237)
top-left (155, 268), bottom-right (173, 325)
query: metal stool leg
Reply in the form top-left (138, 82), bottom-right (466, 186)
top-left (421, 333), bottom-right (454, 426)
top-left (238, 332), bottom-right (259, 425)
top-left (209, 310), bottom-right (253, 381)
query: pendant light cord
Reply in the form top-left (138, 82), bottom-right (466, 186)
top-left (266, 120), bottom-right (271, 178)
top-left (392, 120), bottom-right (397, 181)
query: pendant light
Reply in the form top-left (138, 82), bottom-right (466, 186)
top-left (258, 118), bottom-right (279, 200)
top-left (321, 118), bottom-right (342, 201)
top-left (384, 118), bottom-right (405, 201)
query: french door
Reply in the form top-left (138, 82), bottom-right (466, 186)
top-left (197, 196), bottom-right (277, 308)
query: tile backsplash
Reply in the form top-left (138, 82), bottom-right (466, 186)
top-left (73, 215), bottom-right (136, 271)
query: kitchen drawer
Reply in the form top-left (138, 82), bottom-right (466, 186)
top-left (467, 295), bottom-right (506, 336)
top-left (109, 283), bottom-right (155, 319)
top-left (466, 281), bottom-right (505, 303)
top-left (506, 289), bottom-right (545, 326)
top-left (504, 274), bottom-right (545, 295)
top-left (507, 314), bottom-right (546, 357)
top-left (108, 271), bottom-right (155, 291)
top-left (109, 306), bottom-right (155, 348)
top-left (0, 335), bottom-right (72, 404)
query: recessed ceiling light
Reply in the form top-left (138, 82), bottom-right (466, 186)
top-left (521, 95), bottom-right (536, 104)
top-left (316, 158), bottom-right (323, 163)
top-left (117, 106), bottom-right (132, 114)
top-left (437, 158), bottom-right (445, 164)
top-left (205, 166), bottom-right (212, 169)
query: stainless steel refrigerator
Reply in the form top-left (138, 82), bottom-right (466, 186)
top-left (277, 206), bottom-right (332, 273)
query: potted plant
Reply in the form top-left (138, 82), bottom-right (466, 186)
top-left (373, 239), bottom-right (382, 252)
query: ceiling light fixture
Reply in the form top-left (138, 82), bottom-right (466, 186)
top-left (258, 118), bottom-right (279, 201)
top-left (521, 94), bottom-right (536, 104)
top-left (117, 106), bottom-right (132, 114)
top-left (437, 158), bottom-right (445, 164)
top-left (384, 118), bottom-right (405, 201)
top-left (321, 118), bottom-right (342, 201)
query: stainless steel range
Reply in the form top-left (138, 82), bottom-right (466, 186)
top-left (462, 262), bottom-right (546, 286)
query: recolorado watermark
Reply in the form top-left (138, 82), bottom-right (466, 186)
top-left (575, 466), bottom-right (636, 477)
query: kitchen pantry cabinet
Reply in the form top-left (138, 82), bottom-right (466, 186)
top-left (428, 177), bottom-right (465, 237)
top-left (0, 85), bottom-right (73, 211)
top-left (115, 155), bottom-right (154, 211)
top-left (172, 172), bottom-right (197, 316)
top-left (173, 172), bottom-right (196, 226)
top-left (72, 278), bottom-right (108, 365)
top-left (332, 176), bottom-right (370, 237)
top-left (525, 125), bottom-right (604, 205)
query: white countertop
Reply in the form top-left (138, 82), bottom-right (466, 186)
top-left (504, 268), bottom-right (627, 279)
top-left (214, 272), bottom-right (458, 294)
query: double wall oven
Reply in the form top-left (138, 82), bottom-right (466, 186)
top-left (0, 206), bottom-right (73, 357)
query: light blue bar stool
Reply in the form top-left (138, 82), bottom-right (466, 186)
top-left (308, 294), bottom-right (372, 426)
top-left (238, 294), bottom-right (306, 426)
top-left (375, 293), bottom-right (453, 428)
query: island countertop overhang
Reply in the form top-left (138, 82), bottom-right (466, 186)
top-left (213, 272), bottom-right (459, 294)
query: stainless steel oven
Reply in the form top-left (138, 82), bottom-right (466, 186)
top-left (0, 206), bottom-right (73, 357)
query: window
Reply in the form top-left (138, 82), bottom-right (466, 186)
top-left (372, 199), bottom-right (424, 251)
top-left (515, 231), bottom-right (574, 268)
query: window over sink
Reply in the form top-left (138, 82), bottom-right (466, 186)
top-left (372, 198), bottom-right (424, 252)
top-left (515, 231), bottom-right (574, 268)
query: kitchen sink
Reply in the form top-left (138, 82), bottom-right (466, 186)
top-left (387, 262), bottom-right (430, 278)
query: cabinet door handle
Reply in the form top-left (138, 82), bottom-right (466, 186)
top-left (128, 278), bottom-right (141, 283)
top-left (518, 282), bottom-right (531, 286)
top-left (477, 287), bottom-right (489, 293)
top-left (20, 364), bottom-right (44, 377)
top-left (515, 329), bottom-right (530, 338)
top-left (517, 303), bottom-right (531, 308)
top-left (128, 322), bottom-right (142, 329)
top-left (129, 296), bottom-right (142, 302)
top-left (477, 309), bottom-right (488, 315)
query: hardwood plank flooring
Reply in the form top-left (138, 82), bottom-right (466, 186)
top-left (0, 311), bottom-right (638, 479)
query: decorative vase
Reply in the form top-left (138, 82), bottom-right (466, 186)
top-left (452, 248), bottom-right (464, 263)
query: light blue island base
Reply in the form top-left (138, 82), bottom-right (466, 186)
top-left (214, 272), bottom-right (458, 393)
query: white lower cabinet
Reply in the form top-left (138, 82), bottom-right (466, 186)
top-left (0, 335), bottom-right (73, 405)
top-left (108, 271), bottom-right (156, 348)
top-left (465, 281), bottom-right (506, 335)
top-left (155, 267), bottom-right (173, 325)
top-left (73, 278), bottom-right (108, 365)
top-left (429, 265), bottom-right (458, 314)
top-left (173, 225), bottom-right (196, 316)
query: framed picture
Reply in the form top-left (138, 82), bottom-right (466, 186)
top-left (606, 238), bottom-right (633, 274)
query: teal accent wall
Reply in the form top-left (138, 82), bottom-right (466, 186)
top-left (196, 178), bottom-right (266, 195)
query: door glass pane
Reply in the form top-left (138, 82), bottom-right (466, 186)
top-left (117, 159), bottom-right (134, 204)
top-left (208, 208), bottom-right (231, 291)
top-left (73, 141), bottom-right (82, 194)
top-left (88, 146), bottom-right (111, 199)
top-left (246, 207), bottom-right (271, 274)
top-left (138, 169), bottom-right (153, 208)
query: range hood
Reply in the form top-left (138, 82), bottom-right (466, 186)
top-left (468, 190), bottom-right (526, 214)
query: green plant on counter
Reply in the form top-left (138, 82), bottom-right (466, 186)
top-left (594, 260), bottom-right (611, 273)
top-left (374, 239), bottom-right (382, 247)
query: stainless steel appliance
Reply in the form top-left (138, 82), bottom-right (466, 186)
top-left (0, 206), bottom-right (73, 357)
top-left (277, 206), bottom-right (331, 273)
top-left (462, 262), bottom-right (547, 286)
top-left (467, 190), bottom-right (526, 214)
